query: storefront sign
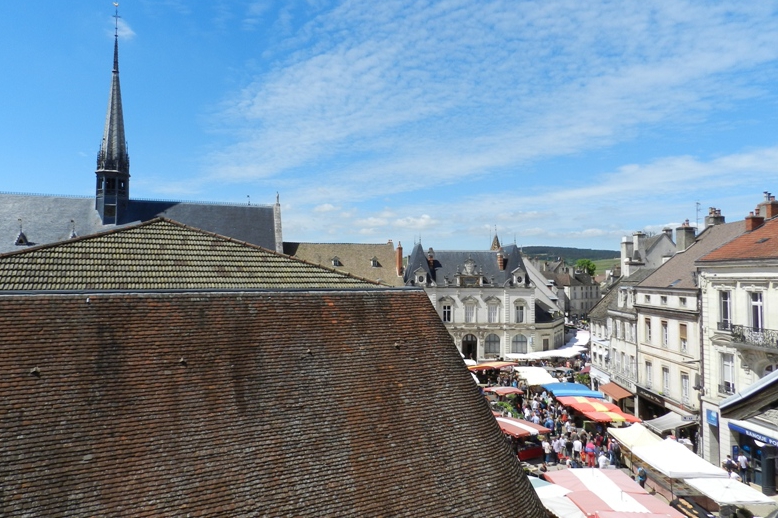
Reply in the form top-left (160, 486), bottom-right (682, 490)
top-left (706, 409), bottom-right (718, 427)
top-left (635, 386), bottom-right (665, 407)
top-left (729, 421), bottom-right (778, 447)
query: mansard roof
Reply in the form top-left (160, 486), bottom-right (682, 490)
top-left (403, 242), bottom-right (527, 286)
top-left (639, 221), bottom-right (745, 290)
top-left (698, 216), bottom-right (778, 263)
top-left (0, 193), bottom-right (279, 254)
top-left (0, 290), bottom-right (546, 517)
top-left (0, 218), bottom-right (377, 291)
top-left (284, 241), bottom-right (403, 286)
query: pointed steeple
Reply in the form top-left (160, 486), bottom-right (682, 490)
top-left (95, 7), bottom-right (130, 225)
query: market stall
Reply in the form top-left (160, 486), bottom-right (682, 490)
top-left (543, 382), bottom-right (605, 399)
top-left (513, 366), bottom-right (557, 386)
top-left (556, 396), bottom-right (641, 423)
top-left (495, 416), bottom-right (551, 460)
top-left (631, 438), bottom-right (729, 480)
top-left (684, 477), bottom-right (777, 513)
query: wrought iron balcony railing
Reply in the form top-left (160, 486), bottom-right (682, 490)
top-left (731, 325), bottom-right (778, 350)
top-left (719, 382), bottom-right (736, 395)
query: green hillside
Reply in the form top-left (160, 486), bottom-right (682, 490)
top-left (521, 246), bottom-right (618, 264)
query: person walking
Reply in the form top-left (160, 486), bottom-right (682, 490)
top-left (637, 466), bottom-right (648, 488)
top-left (737, 451), bottom-right (750, 484)
top-left (585, 440), bottom-right (596, 467)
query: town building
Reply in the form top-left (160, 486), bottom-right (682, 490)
top-left (284, 240), bottom-right (405, 286)
top-left (697, 193), bottom-right (778, 489)
top-left (620, 229), bottom-right (676, 277)
top-left (536, 260), bottom-right (601, 320)
top-left (403, 237), bottom-right (565, 360)
top-left (1, 19), bottom-right (282, 255)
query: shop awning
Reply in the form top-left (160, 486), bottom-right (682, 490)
top-left (728, 419), bottom-right (778, 447)
top-left (556, 396), bottom-right (641, 423)
top-left (483, 386), bottom-right (524, 396)
top-left (513, 366), bottom-right (557, 386)
top-left (599, 382), bottom-right (632, 401)
top-left (644, 410), bottom-right (697, 435)
top-left (607, 423), bottom-right (662, 450)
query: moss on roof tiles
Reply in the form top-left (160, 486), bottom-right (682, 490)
top-left (0, 218), bottom-right (381, 291)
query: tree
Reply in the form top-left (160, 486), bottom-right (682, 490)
top-left (575, 259), bottom-right (596, 276)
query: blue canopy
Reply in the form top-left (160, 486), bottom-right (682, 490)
top-left (542, 382), bottom-right (604, 399)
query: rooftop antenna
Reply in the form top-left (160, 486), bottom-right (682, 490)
top-left (695, 201), bottom-right (701, 228)
top-left (247, 195), bottom-right (250, 206)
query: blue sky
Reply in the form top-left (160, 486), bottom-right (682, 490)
top-left (2, 1), bottom-right (778, 251)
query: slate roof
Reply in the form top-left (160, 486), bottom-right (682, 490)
top-left (0, 218), bottom-right (378, 291)
top-left (0, 192), bottom-right (280, 254)
top-left (284, 241), bottom-right (404, 286)
top-left (698, 217), bottom-right (778, 263)
top-left (587, 277), bottom-right (621, 322)
top-left (0, 290), bottom-right (546, 517)
top-left (639, 221), bottom-right (746, 289)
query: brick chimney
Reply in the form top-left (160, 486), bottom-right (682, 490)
top-left (758, 191), bottom-right (778, 220)
top-left (396, 241), bottom-right (403, 276)
top-left (745, 209), bottom-right (765, 232)
top-left (675, 220), bottom-right (696, 252)
top-left (497, 249), bottom-right (505, 270)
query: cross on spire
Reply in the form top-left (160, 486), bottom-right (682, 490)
top-left (113, 3), bottom-right (120, 38)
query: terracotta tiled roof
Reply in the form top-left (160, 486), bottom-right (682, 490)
top-left (698, 217), bottom-right (778, 262)
top-left (0, 218), bottom-right (380, 291)
top-left (284, 241), bottom-right (404, 286)
top-left (0, 290), bottom-right (546, 517)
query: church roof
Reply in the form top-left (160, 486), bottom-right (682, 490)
top-left (0, 218), bottom-right (378, 291)
top-left (284, 241), bottom-right (404, 286)
top-left (0, 290), bottom-right (546, 516)
top-left (0, 193), bottom-right (280, 254)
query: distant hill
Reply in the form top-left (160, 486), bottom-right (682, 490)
top-left (520, 246), bottom-right (618, 264)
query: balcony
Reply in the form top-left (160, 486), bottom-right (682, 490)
top-left (718, 382), bottom-right (736, 395)
top-left (717, 321), bottom-right (732, 332)
top-left (730, 325), bottom-right (778, 351)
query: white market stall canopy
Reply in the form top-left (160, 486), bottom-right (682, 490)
top-left (512, 366), bottom-right (557, 386)
top-left (607, 423), bottom-right (662, 451)
top-left (684, 477), bottom-right (778, 507)
top-left (505, 345), bottom-right (587, 361)
top-left (631, 438), bottom-right (729, 479)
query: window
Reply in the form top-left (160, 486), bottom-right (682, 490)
top-left (645, 361), bottom-right (653, 388)
top-left (679, 297), bottom-right (687, 307)
top-left (681, 373), bottom-right (690, 404)
top-left (630, 355), bottom-right (636, 379)
top-left (511, 334), bottom-right (528, 354)
top-left (661, 321), bottom-right (668, 347)
top-left (720, 291), bottom-right (732, 330)
top-left (515, 305), bottom-right (525, 323)
top-left (442, 304), bottom-right (452, 323)
top-left (485, 334), bottom-right (500, 357)
top-left (542, 337), bottom-right (550, 351)
top-left (751, 292), bottom-right (764, 330)
top-left (488, 304), bottom-right (499, 323)
top-left (660, 296), bottom-right (668, 305)
top-left (644, 295), bottom-right (651, 304)
top-left (720, 353), bottom-right (735, 394)
top-left (465, 304), bottom-right (475, 323)
top-left (680, 324), bottom-right (688, 352)
top-left (645, 318), bottom-right (652, 343)
top-left (621, 352), bottom-right (626, 374)
top-left (370, 257), bottom-right (379, 267)
top-left (662, 366), bottom-right (670, 394)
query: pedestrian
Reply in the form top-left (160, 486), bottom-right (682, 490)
top-left (573, 436), bottom-right (583, 461)
top-left (597, 451), bottom-right (609, 469)
top-left (737, 451), bottom-right (750, 484)
top-left (637, 466), bottom-right (648, 488)
top-left (565, 435), bottom-right (574, 459)
top-left (609, 440), bottom-right (621, 468)
top-left (543, 437), bottom-right (554, 464)
top-left (585, 440), bottom-right (596, 467)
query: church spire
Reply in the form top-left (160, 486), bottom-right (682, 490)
top-left (95, 4), bottom-right (130, 225)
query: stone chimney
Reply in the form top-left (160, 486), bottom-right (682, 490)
top-left (745, 209), bottom-right (765, 232)
top-left (675, 220), bottom-right (696, 252)
top-left (427, 247), bottom-right (435, 268)
top-left (758, 191), bottom-right (778, 220)
top-left (620, 236), bottom-right (634, 276)
top-left (662, 227), bottom-right (673, 239)
top-left (704, 207), bottom-right (726, 227)
top-left (632, 231), bottom-right (646, 262)
top-left (396, 241), bottom-right (403, 276)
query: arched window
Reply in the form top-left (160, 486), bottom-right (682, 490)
top-left (511, 334), bottom-right (528, 354)
top-left (462, 334), bottom-right (477, 361)
top-left (764, 364), bottom-right (778, 376)
top-left (485, 334), bottom-right (500, 357)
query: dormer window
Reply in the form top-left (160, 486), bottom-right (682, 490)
top-left (370, 256), bottom-right (379, 268)
top-left (15, 231), bottom-right (29, 246)
top-left (332, 256), bottom-right (342, 267)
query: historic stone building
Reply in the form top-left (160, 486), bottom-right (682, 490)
top-left (403, 237), bottom-right (565, 360)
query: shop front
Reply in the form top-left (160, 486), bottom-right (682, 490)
top-left (728, 419), bottom-right (778, 495)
